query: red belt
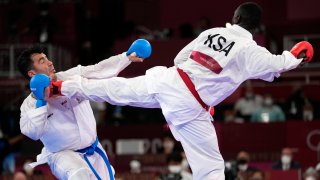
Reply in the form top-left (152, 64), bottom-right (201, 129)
top-left (177, 68), bottom-right (210, 112)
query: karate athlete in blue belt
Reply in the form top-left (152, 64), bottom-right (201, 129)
top-left (18, 39), bottom-right (151, 180)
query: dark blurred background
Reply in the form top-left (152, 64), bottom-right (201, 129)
top-left (0, 0), bottom-right (320, 179)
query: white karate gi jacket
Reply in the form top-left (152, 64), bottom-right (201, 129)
top-left (20, 53), bottom-right (131, 167)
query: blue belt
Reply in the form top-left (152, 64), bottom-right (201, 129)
top-left (77, 138), bottom-right (114, 180)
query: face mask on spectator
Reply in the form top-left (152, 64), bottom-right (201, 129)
top-left (281, 155), bottom-right (292, 164)
top-left (168, 165), bottom-right (182, 173)
top-left (237, 159), bottom-right (248, 171)
top-left (238, 164), bottom-right (248, 171)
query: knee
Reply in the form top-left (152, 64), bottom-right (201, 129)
top-left (68, 167), bottom-right (91, 180)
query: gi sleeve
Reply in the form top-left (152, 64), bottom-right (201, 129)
top-left (57, 53), bottom-right (131, 79)
top-left (242, 44), bottom-right (303, 82)
top-left (20, 97), bottom-right (49, 140)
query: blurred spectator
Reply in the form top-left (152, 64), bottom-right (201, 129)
top-left (249, 170), bottom-right (265, 180)
top-left (225, 151), bottom-right (257, 180)
top-left (236, 151), bottom-right (257, 180)
top-left (272, 147), bottom-right (301, 170)
top-left (316, 162), bottom-right (320, 175)
top-left (26, 3), bottom-right (57, 43)
top-left (23, 159), bottom-right (35, 177)
top-left (158, 152), bottom-right (192, 180)
top-left (194, 17), bottom-right (212, 36)
top-left (285, 87), bottom-right (314, 121)
top-left (2, 153), bottom-right (15, 175)
top-left (13, 171), bottom-right (27, 180)
top-left (303, 103), bottom-right (314, 121)
top-left (251, 94), bottom-right (285, 123)
top-left (303, 167), bottom-right (319, 180)
top-left (225, 160), bottom-right (237, 180)
top-left (113, 106), bottom-right (125, 120)
top-left (22, 159), bottom-right (45, 178)
top-left (158, 135), bottom-right (179, 156)
top-left (129, 160), bottom-right (141, 174)
top-left (224, 109), bottom-right (239, 123)
top-left (0, 128), bottom-right (24, 175)
top-left (0, 128), bottom-right (10, 175)
top-left (234, 84), bottom-right (263, 121)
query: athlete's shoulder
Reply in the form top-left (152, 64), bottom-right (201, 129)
top-left (22, 93), bottom-right (34, 104)
top-left (55, 71), bottom-right (72, 81)
top-left (20, 93), bottom-right (36, 112)
top-left (200, 27), bottom-right (225, 35)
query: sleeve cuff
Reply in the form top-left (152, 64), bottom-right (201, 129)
top-left (121, 52), bottom-right (131, 63)
top-left (283, 51), bottom-right (303, 70)
top-left (284, 51), bottom-right (303, 63)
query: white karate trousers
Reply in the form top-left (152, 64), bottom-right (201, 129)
top-left (47, 144), bottom-right (113, 180)
top-left (62, 66), bottom-right (225, 180)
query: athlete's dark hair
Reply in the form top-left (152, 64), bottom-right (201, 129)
top-left (17, 45), bottom-right (45, 80)
top-left (236, 2), bottom-right (262, 30)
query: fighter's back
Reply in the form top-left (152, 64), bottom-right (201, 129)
top-left (176, 24), bottom-right (301, 106)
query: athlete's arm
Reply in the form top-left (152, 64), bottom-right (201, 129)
top-left (242, 44), bottom-right (303, 82)
top-left (20, 99), bottom-right (49, 140)
top-left (244, 41), bottom-right (313, 82)
top-left (56, 53), bottom-right (133, 80)
top-left (57, 39), bottom-right (150, 80)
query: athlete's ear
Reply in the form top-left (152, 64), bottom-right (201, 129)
top-left (28, 70), bottom-right (36, 78)
top-left (232, 15), bottom-right (240, 25)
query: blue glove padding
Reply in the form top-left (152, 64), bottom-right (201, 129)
top-left (36, 99), bottom-right (47, 108)
top-left (126, 39), bottom-right (152, 58)
top-left (30, 74), bottom-right (50, 103)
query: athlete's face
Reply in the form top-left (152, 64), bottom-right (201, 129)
top-left (28, 53), bottom-right (56, 79)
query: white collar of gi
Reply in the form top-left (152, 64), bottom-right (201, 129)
top-left (228, 24), bottom-right (253, 39)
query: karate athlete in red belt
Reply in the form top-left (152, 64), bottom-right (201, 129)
top-left (32, 2), bottom-right (314, 180)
